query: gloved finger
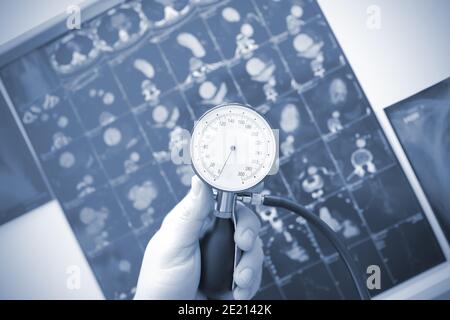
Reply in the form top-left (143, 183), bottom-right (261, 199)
top-left (158, 175), bottom-right (214, 249)
top-left (234, 203), bottom-right (261, 251)
top-left (233, 237), bottom-right (264, 290)
top-left (234, 268), bottom-right (262, 300)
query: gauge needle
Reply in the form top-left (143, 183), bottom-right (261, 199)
top-left (216, 145), bottom-right (235, 179)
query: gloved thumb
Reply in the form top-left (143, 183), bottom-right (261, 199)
top-left (157, 175), bottom-right (214, 250)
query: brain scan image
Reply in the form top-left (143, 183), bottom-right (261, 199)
top-left (112, 42), bottom-right (176, 108)
top-left (65, 188), bottom-right (131, 256)
top-left (114, 164), bottom-right (177, 232)
top-left (94, 2), bottom-right (148, 52)
top-left (293, 32), bottom-right (325, 79)
top-left (183, 67), bottom-right (243, 117)
top-left (328, 117), bottom-right (394, 183)
top-left (303, 68), bottom-right (371, 135)
top-left (260, 214), bottom-right (320, 281)
top-left (256, 195), bottom-right (288, 233)
top-left (70, 66), bottom-right (129, 131)
top-left (205, 0), bottom-right (269, 60)
top-left (231, 44), bottom-right (291, 107)
top-left (175, 164), bottom-right (195, 187)
top-left (87, 233), bottom-right (143, 299)
top-left (166, 126), bottom-right (191, 165)
top-left (310, 192), bottom-right (368, 256)
top-left (254, 0), bottom-right (321, 37)
top-left (90, 114), bottom-right (153, 181)
top-left (281, 141), bottom-right (344, 205)
top-left (17, 90), bottom-right (83, 159)
top-left (48, 30), bottom-right (101, 75)
top-left (161, 162), bottom-right (196, 200)
top-left (261, 91), bottom-right (320, 159)
top-left (128, 181), bottom-right (158, 213)
top-left (160, 17), bottom-right (223, 85)
top-left (41, 137), bottom-right (108, 205)
top-left (141, 0), bottom-right (192, 30)
top-left (278, 18), bottom-right (343, 89)
top-left (285, 4), bottom-right (306, 35)
top-left (138, 90), bottom-right (194, 163)
top-left (254, 175), bottom-right (292, 231)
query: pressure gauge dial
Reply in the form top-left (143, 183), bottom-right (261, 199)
top-left (191, 103), bottom-right (277, 192)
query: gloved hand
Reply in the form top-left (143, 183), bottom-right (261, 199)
top-left (134, 175), bottom-right (264, 300)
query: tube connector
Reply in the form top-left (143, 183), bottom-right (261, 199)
top-left (237, 193), bottom-right (264, 206)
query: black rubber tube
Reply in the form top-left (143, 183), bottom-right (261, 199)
top-left (262, 195), bottom-right (370, 300)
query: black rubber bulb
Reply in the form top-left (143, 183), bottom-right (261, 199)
top-left (199, 217), bottom-right (236, 299)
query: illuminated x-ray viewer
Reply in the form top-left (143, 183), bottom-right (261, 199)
top-left (190, 103), bottom-right (369, 300)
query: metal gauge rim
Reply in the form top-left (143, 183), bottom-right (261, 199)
top-left (190, 103), bottom-right (277, 193)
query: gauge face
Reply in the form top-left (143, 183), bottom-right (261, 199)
top-left (191, 103), bottom-right (276, 192)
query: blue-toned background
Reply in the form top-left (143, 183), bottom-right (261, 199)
top-left (0, 0), bottom-right (449, 299)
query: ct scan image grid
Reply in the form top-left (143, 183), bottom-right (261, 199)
top-left (0, 0), bottom-right (445, 299)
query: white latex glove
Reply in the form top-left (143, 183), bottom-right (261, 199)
top-left (134, 175), bottom-right (264, 300)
